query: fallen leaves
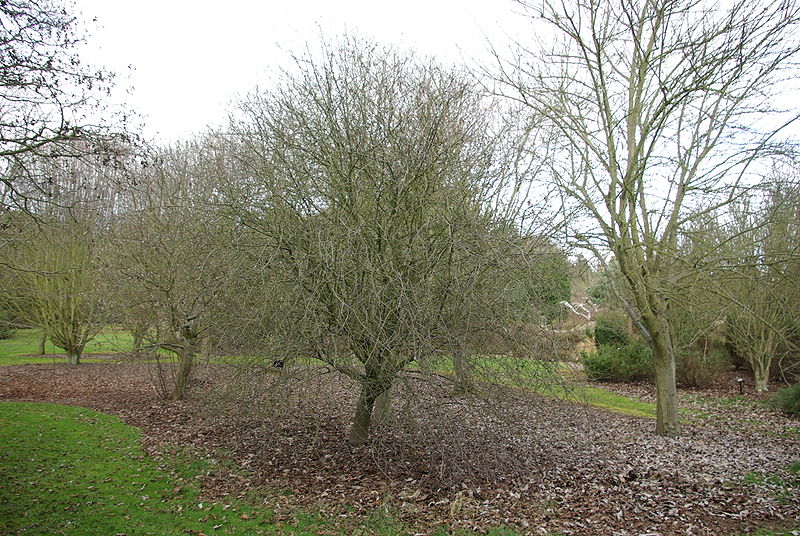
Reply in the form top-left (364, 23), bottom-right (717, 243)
top-left (0, 361), bottom-right (797, 536)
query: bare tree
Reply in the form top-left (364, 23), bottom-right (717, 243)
top-left (720, 181), bottom-right (800, 391)
top-left (15, 220), bottom-right (105, 364)
top-left (106, 139), bottom-right (241, 400)
top-left (496, 0), bottom-right (800, 435)
top-left (1, 0), bottom-right (121, 210)
top-left (2, 147), bottom-right (127, 363)
top-left (228, 38), bottom-right (553, 445)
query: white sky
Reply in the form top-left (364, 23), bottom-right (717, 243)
top-left (74, 0), bottom-right (528, 142)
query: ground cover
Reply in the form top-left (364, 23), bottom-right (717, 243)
top-left (0, 330), bottom-right (655, 419)
top-left (0, 361), bottom-right (797, 535)
top-left (0, 396), bottom-right (531, 536)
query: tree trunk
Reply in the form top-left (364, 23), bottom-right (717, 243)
top-left (373, 390), bottom-right (392, 426)
top-left (201, 335), bottom-right (213, 360)
top-left (452, 349), bottom-right (474, 396)
top-left (349, 370), bottom-right (394, 446)
top-left (349, 384), bottom-right (379, 446)
top-left (752, 359), bottom-right (769, 392)
top-left (173, 349), bottom-right (194, 400)
top-left (649, 324), bottom-right (680, 436)
top-left (65, 350), bottom-right (80, 365)
top-left (38, 332), bottom-right (47, 355)
top-left (132, 331), bottom-right (144, 353)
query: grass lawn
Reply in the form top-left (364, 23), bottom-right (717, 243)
top-left (0, 401), bottom-right (330, 535)
top-left (553, 384), bottom-right (656, 418)
top-left (0, 328), bottom-right (133, 366)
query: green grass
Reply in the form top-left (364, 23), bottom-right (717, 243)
top-left (0, 328), bottom-right (133, 365)
top-left (408, 353), bottom-right (651, 419)
top-left (739, 530), bottom-right (800, 536)
top-left (422, 354), bottom-right (564, 377)
top-left (421, 355), bottom-right (658, 419)
top-left (0, 401), bottom-right (327, 535)
top-left (564, 385), bottom-right (655, 418)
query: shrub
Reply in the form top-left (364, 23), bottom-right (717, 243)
top-left (583, 341), bottom-right (653, 382)
top-left (774, 381), bottom-right (800, 416)
top-left (0, 310), bottom-right (12, 340)
top-left (593, 310), bottom-right (631, 346)
top-left (676, 347), bottom-right (730, 388)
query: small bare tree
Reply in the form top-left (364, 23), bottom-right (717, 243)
top-left (228, 37), bottom-right (554, 445)
top-left (496, 0), bottom-right (800, 435)
top-left (106, 139), bottom-right (241, 400)
top-left (721, 182), bottom-right (800, 391)
top-left (17, 221), bottom-right (105, 365)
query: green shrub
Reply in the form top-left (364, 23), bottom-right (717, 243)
top-left (774, 381), bottom-right (800, 416)
top-left (593, 310), bottom-right (631, 346)
top-left (583, 341), bottom-right (653, 382)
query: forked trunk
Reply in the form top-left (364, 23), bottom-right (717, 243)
top-left (349, 355), bottom-right (397, 445)
top-left (349, 385), bottom-right (379, 446)
top-left (349, 374), bottom-right (394, 446)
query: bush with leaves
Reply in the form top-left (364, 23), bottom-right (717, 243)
top-left (676, 347), bottom-right (730, 388)
top-left (593, 310), bottom-right (630, 346)
top-left (672, 321), bottom-right (732, 388)
top-left (774, 381), bottom-right (800, 415)
top-left (583, 341), bottom-right (653, 382)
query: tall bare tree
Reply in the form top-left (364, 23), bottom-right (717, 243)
top-left (1, 0), bottom-right (120, 211)
top-left (3, 147), bottom-right (126, 363)
top-left (14, 219), bottom-right (105, 365)
top-left (496, 0), bottom-right (800, 435)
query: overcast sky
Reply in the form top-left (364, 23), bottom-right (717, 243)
top-left (74, 0), bottom-right (528, 142)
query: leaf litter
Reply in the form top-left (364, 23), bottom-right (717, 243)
top-left (0, 361), bottom-right (797, 535)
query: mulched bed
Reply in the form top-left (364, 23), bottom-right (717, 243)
top-left (1, 360), bottom-right (798, 536)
